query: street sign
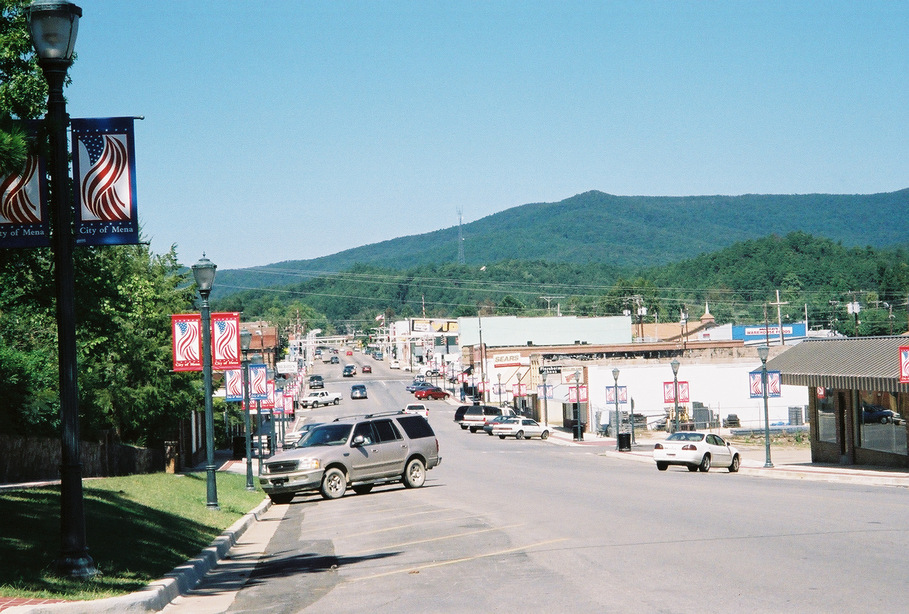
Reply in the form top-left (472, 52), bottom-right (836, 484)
top-left (539, 365), bottom-right (562, 375)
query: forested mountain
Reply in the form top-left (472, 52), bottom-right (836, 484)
top-left (213, 232), bottom-right (909, 338)
top-left (214, 189), bottom-right (909, 298)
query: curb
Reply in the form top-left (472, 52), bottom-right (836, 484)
top-left (6, 498), bottom-right (272, 614)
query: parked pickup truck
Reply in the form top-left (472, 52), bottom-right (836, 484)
top-left (300, 390), bottom-right (342, 408)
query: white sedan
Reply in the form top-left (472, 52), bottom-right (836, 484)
top-left (491, 418), bottom-right (550, 440)
top-left (652, 431), bottom-right (741, 472)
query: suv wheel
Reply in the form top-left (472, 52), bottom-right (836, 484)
top-left (320, 467), bottom-right (347, 499)
top-left (402, 458), bottom-right (426, 488)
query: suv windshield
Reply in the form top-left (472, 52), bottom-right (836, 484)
top-left (298, 424), bottom-right (352, 447)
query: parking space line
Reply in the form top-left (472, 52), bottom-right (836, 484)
top-left (344, 524), bottom-right (524, 556)
top-left (345, 538), bottom-right (568, 582)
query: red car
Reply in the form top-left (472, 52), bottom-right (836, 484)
top-left (414, 386), bottom-right (449, 400)
top-left (362, 365), bottom-right (372, 373)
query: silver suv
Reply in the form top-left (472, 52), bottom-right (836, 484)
top-left (260, 412), bottom-right (441, 504)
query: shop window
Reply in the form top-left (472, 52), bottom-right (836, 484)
top-left (858, 391), bottom-right (907, 455)
top-left (816, 388), bottom-right (836, 444)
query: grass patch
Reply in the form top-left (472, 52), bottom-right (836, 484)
top-left (729, 431), bottom-right (811, 447)
top-left (0, 472), bottom-right (264, 601)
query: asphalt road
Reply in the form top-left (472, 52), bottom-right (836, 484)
top-left (168, 355), bottom-right (909, 613)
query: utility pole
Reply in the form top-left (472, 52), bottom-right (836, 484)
top-left (769, 290), bottom-right (789, 345)
top-left (540, 295), bottom-right (565, 316)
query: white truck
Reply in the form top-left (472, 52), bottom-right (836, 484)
top-left (300, 390), bottom-right (342, 408)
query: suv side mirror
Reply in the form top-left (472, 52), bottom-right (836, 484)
top-left (352, 435), bottom-right (365, 447)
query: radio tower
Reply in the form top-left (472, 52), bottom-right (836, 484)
top-left (457, 206), bottom-right (466, 265)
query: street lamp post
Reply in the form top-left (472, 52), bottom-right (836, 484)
top-left (28, 0), bottom-right (96, 579)
top-left (541, 371), bottom-right (548, 427)
top-left (240, 330), bottom-right (255, 490)
top-left (573, 369), bottom-right (583, 441)
top-left (612, 368), bottom-right (621, 450)
top-left (192, 255), bottom-right (219, 510)
top-left (671, 359), bottom-right (681, 434)
top-left (758, 345), bottom-right (774, 468)
top-left (497, 373), bottom-right (502, 406)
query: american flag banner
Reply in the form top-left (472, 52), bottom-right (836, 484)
top-left (605, 386), bottom-right (628, 404)
top-left (262, 380), bottom-right (276, 410)
top-left (249, 364), bottom-right (267, 400)
top-left (900, 347), bottom-right (909, 384)
top-left (0, 121), bottom-right (50, 248)
top-left (284, 393), bottom-right (294, 414)
top-left (663, 381), bottom-right (690, 404)
top-left (71, 117), bottom-right (140, 246)
top-left (749, 371), bottom-right (782, 398)
top-left (172, 314), bottom-right (202, 371)
top-left (210, 312), bottom-right (241, 370)
top-left (224, 369), bottom-right (243, 401)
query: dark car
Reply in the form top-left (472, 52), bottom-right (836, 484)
top-left (342, 365), bottom-right (356, 377)
top-left (362, 364), bottom-right (373, 374)
top-left (308, 375), bottom-right (324, 389)
top-left (454, 405), bottom-right (471, 423)
top-left (406, 382), bottom-right (435, 393)
top-left (414, 386), bottom-right (449, 400)
top-left (330, 356), bottom-right (340, 364)
top-left (862, 403), bottom-right (901, 424)
top-left (351, 384), bottom-right (367, 399)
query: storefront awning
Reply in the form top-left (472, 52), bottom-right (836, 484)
top-left (766, 336), bottom-right (909, 393)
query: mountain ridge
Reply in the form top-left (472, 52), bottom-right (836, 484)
top-left (213, 189), bottom-right (909, 298)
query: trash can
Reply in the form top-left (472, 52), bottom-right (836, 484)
top-left (232, 436), bottom-right (246, 460)
top-left (617, 433), bottom-right (632, 451)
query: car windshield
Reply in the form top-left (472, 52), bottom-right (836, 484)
top-left (298, 424), bottom-right (352, 447)
top-left (666, 432), bottom-right (706, 442)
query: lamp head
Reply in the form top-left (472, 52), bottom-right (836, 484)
top-left (240, 329), bottom-right (251, 351)
top-left (670, 359), bottom-right (680, 375)
top-left (612, 367), bottom-right (619, 381)
top-left (757, 345), bottom-right (770, 362)
top-left (28, 1), bottom-right (81, 62)
top-left (191, 255), bottom-right (217, 295)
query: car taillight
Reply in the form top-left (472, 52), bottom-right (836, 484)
top-left (654, 443), bottom-right (663, 449)
top-left (435, 438), bottom-right (439, 454)
top-left (682, 444), bottom-right (697, 451)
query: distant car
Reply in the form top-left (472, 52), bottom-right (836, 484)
top-left (350, 384), bottom-right (367, 399)
top-left (374, 352), bottom-right (384, 360)
top-left (461, 405), bottom-right (515, 432)
top-left (346, 350), bottom-right (353, 356)
top-left (454, 405), bottom-right (471, 423)
top-left (652, 431), bottom-right (741, 473)
top-left (491, 418), bottom-right (549, 440)
top-left (403, 403), bottom-right (429, 417)
top-left (361, 365), bottom-right (373, 374)
top-left (308, 375), bottom-right (324, 389)
top-left (342, 365), bottom-right (356, 377)
top-left (424, 369), bottom-right (441, 377)
top-left (483, 414), bottom-right (520, 435)
top-left (862, 403), bottom-right (901, 424)
top-left (406, 382), bottom-right (436, 393)
top-left (414, 386), bottom-right (449, 400)
top-left (390, 360), bottom-right (401, 369)
top-left (330, 356), bottom-right (340, 364)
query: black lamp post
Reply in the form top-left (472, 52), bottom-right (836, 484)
top-left (28, 0), bottom-right (96, 580)
top-left (758, 345), bottom-right (774, 468)
top-left (612, 368), bottom-right (621, 450)
top-left (192, 255), bottom-right (219, 510)
top-left (573, 369), bottom-right (583, 441)
top-left (671, 359), bottom-right (681, 433)
top-left (240, 329), bottom-right (255, 490)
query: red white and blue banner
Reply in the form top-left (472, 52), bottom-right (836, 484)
top-left (605, 386), bottom-right (628, 404)
top-left (71, 117), bottom-right (139, 246)
top-left (568, 385), bottom-right (588, 403)
top-left (211, 312), bottom-right (241, 370)
top-left (663, 381), bottom-right (690, 404)
top-left (749, 370), bottom-right (782, 398)
top-left (899, 347), bottom-right (909, 384)
top-left (172, 314), bottom-right (202, 372)
top-left (249, 364), bottom-right (267, 400)
top-left (263, 380), bottom-right (276, 410)
top-left (0, 122), bottom-right (50, 248)
top-left (224, 369), bottom-right (243, 401)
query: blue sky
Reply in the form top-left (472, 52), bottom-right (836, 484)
top-left (64, 1), bottom-right (908, 270)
